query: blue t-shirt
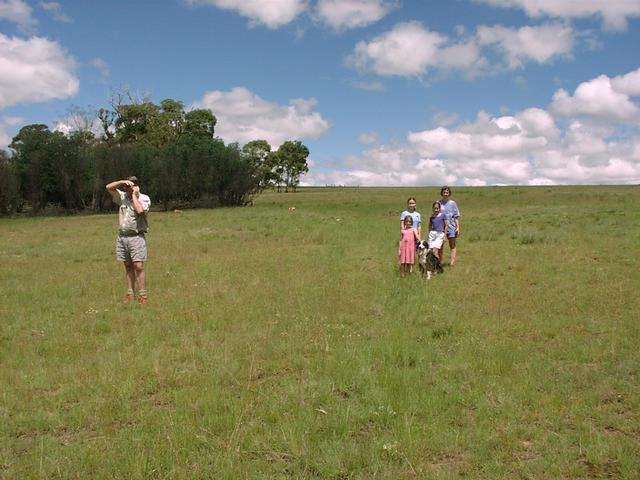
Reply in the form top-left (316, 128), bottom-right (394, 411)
top-left (430, 214), bottom-right (446, 232)
top-left (400, 210), bottom-right (421, 234)
top-left (438, 199), bottom-right (459, 237)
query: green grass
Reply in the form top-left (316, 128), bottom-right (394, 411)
top-left (1, 186), bottom-right (639, 479)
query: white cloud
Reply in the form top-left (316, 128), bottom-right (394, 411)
top-left (550, 71), bottom-right (640, 123)
top-left (304, 168), bottom-right (418, 187)
top-left (408, 115), bottom-right (549, 159)
top-left (411, 108), bottom-right (640, 184)
top-left (346, 21), bottom-right (450, 76)
top-left (533, 148), bottom-right (640, 184)
top-left (611, 67), bottom-right (640, 96)
top-left (185, 0), bottom-right (397, 31)
top-left (0, 33), bottom-right (79, 110)
top-left (315, 69), bottom-right (640, 186)
top-left (563, 121), bottom-right (610, 165)
top-left (476, 22), bottom-right (574, 69)
top-left (517, 107), bottom-right (560, 138)
top-left (303, 146), bottom-right (457, 186)
top-left (185, 0), bottom-right (307, 28)
top-left (346, 21), bottom-right (576, 79)
top-left (192, 86), bottom-right (330, 147)
top-left (0, 0), bottom-right (36, 32)
top-left (315, 0), bottom-right (397, 30)
top-left (436, 40), bottom-right (485, 72)
top-left (473, 0), bottom-right (640, 31)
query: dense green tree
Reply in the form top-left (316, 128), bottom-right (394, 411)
top-left (114, 102), bottom-right (160, 144)
top-left (184, 109), bottom-right (217, 139)
top-left (59, 129), bottom-right (95, 209)
top-left (242, 140), bottom-right (277, 192)
top-left (99, 98), bottom-right (217, 147)
top-left (275, 140), bottom-right (309, 192)
top-left (9, 124), bottom-right (95, 212)
top-left (10, 124), bottom-right (61, 212)
top-left (0, 150), bottom-right (20, 214)
top-left (212, 142), bottom-right (260, 206)
top-left (2, 96), bottom-right (309, 216)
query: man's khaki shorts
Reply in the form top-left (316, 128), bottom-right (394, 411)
top-left (116, 234), bottom-right (147, 262)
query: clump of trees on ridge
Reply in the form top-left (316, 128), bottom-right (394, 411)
top-left (0, 96), bottom-right (309, 215)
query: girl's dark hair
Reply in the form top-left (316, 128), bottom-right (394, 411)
top-left (440, 186), bottom-right (451, 195)
top-left (403, 216), bottom-right (413, 224)
top-left (432, 201), bottom-right (440, 209)
top-left (407, 197), bottom-right (416, 203)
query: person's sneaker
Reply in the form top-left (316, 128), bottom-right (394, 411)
top-left (124, 293), bottom-right (134, 302)
top-left (139, 296), bottom-right (148, 304)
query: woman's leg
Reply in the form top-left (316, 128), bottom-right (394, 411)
top-left (448, 237), bottom-right (457, 266)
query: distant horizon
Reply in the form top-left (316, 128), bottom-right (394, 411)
top-left (1, 0), bottom-right (639, 186)
top-left (295, 183), bottom-right (639, 188)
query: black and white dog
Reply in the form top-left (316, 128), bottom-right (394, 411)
top-left (417, 240), bottom-right (444, 279)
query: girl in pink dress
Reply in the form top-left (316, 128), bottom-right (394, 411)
top-left (398, 216), bottom-right (419, 277)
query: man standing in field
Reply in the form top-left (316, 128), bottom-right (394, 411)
top-left (106, 176), bottom-right (151, 303)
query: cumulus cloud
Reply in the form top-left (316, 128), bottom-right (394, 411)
top-left (476, 22), bottom-right (575, 69)
top-left (408, 111), bottom-right (550, 159)
top-left (315, 0), bottom-right (397, 30)
top-left (303, 147), bottom-right (456, 187)
top-left (612, 67), bottom-right (640, 96)
top-left (414, 106), bottom-right (640, 184)
top-left (305, 168), bottom-right (420, 187)
top-left (184, 0), bottom-right (307, 28)
top-left (314, 68), bottom-right (640, 186)
top-left (0, 33), bottom-right (79, 110)
top-left (473, 0), bottom-right (640, 31)
top-left (346, 21), bottom-right (577, 79)
top-left (185, 0), bottom-right (397, 30)
top-left (0, 0), bottom-right (37, 32)
top-left (346, 21), bottom-right (451, 76)
top-left (191, 86), bottom-right (330, 147)
top-left (550, 69), bottom-right (640, 123)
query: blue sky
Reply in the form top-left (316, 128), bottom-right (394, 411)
top-left (1, 0), bottom-right (640, 186)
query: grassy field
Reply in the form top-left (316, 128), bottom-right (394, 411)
top-left (1, 186), bottom-right (639, 479)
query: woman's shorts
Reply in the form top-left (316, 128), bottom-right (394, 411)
top-left (428, 230), bottom-right (445, 249)
top-left (116, 234), bottom-right (147, 262)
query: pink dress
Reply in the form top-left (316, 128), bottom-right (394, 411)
top-left (399, 228), bottom-right (416, 264)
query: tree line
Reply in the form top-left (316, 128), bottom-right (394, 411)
top-left (0, 97), bottom-right (309, 215)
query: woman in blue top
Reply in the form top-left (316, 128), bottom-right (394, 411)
top-left (438, 186), bottom-right (460, 266)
